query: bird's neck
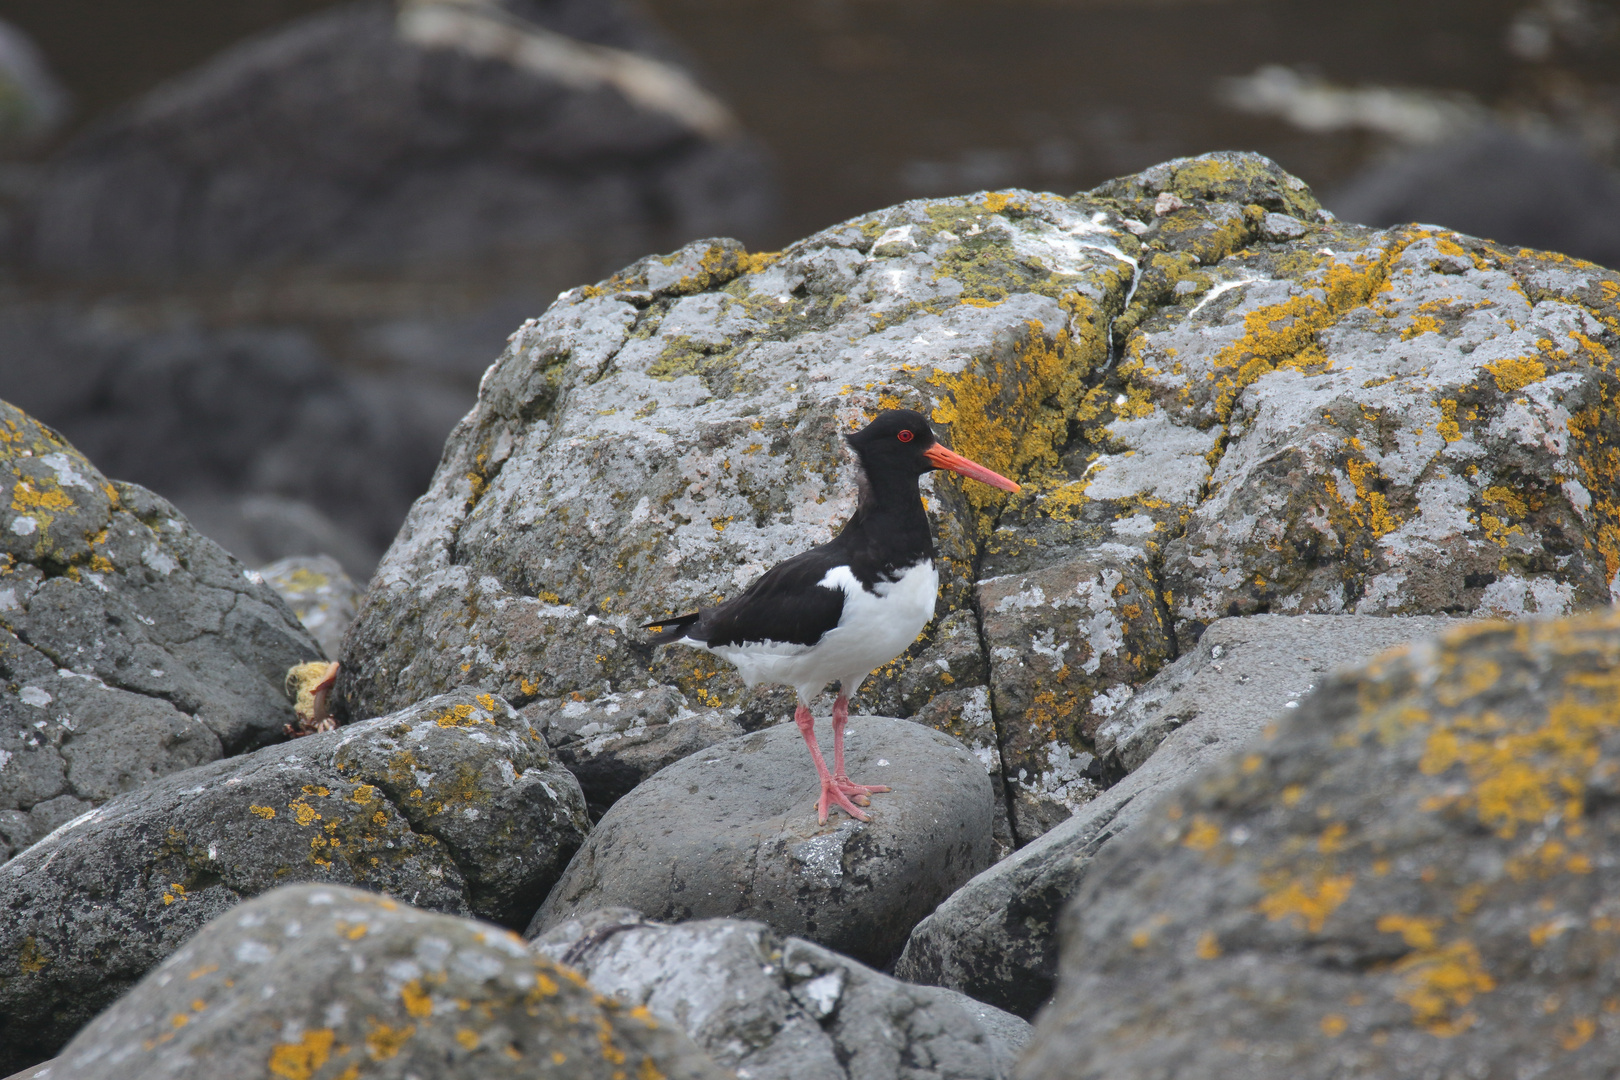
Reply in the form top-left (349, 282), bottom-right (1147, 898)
top-left (841, 461), bottom-right (936, 567)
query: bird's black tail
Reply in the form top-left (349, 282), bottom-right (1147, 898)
top-left (642, 612), bottom-right (703, 645)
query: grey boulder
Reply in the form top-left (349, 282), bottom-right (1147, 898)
top-left (258, 553), bottom-right (364, 659)
top-left (0, 688), bottom-right (587, 1074)
top-left (531, 715), bottom-right (993, 967)
top-left (534, 907), bottom-right (1030, 1080)
top-left (1, 398), bottom-right (321, 860)
top-left (1020, 609), bottom-right (1620, 1079)
top-left (896, 613), bottom-right (1461, 1017)
top-left (51, 883), bottom-right (726, 1080)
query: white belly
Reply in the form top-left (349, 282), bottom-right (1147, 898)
top-left (709, 560), bottom-right (938, 703)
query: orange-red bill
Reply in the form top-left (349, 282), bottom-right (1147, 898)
top-left (923, 444), bottom-right (1021, 492)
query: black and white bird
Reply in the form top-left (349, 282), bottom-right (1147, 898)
top-left (644, 409), bottom-right (1019, 824)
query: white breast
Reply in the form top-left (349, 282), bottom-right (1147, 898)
top-left (708, 560), bottom-right (938, 703)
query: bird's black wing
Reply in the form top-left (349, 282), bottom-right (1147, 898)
top-left (690, 547), bottom-right (847, 648)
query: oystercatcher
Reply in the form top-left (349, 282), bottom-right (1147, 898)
top-left (644, 409), bottom-right (1019, 824)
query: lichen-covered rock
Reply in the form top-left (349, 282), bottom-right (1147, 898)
top-left (1, 400), bottom-right (322, 859)
top-left (50, 884), bottom-right (726, 1080)
top-left (529, 715), bottom-right (992, 968)
top-left (533, 908), bottom-right (1030, 1080)
top-left (1020, 608), bottom-right (1620, 1079)
top-left (339, 150), bottom-right (1620, 854)
top-left (258, 553), bottom-right (362, 659)
top-left (897, 613), bottom-right (1461, 1018)
top-left (524, 686), bottom-right (745, 819)
top-left (0, 688), bottom-right (587, 1074)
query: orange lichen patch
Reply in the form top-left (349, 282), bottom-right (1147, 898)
top-left (1566, 397), bottom-right (1620, 583)
top-left (627, 1004), bottom-right (659, 1028)
top-left (1181, 816), bottom-right (1222, 851)
top-left (982, 191), bottom-right (1017, 213)
top-left (597, 1014), bottom-right (627, 1065)
top-left (455, 1028), bottom-right (480, 1050)
top-left (638, 1056), bottom-right (668, 1080)
top-left (1418, 662), bottom-right (1620, 839)
top-left (434, 702), bottom-right (491, 728)
top-left (1434, 398), bottom-right (1462, 442)
top-left (269, 1028), bottom-right (335, 1080)
top-left (1320, 1013), bottom-right (1348, 1037)
top-left (1205, 250), bottom-right (1392, 423)
top-left (1482, 355), bottom-right (1548, 393)
top-left (18, 936), bottom-right (50, 974)
top-left (1195, 931), bottom-right (1222, 959)
top-left (289, 799), bottom-right (322, 827)
top-left (366, 1021), bottom-right (415, 1061)
top-left (188, 963), bottom-right (219, 980)
top-left (927, 319), bottom-right (1091, 537)
top-left (1317, 822), bottom-right (1349, 853)
top-left (1377, 913), bottom-right (1443, 949)
top-left (1392, 940), bottom-right (1495, 1036)
top-left (1401, 314), bottom-right (1444, 341)
top-left (1257, 872), bottom-right (1355, 933)
top-left (1559, 1016), bottom-right (1597, 1051)
top-left (401, 979), bottom-right (435, 1018)
top-left (249, 804), bottom-right (277, 820)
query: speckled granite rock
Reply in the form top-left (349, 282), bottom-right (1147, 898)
top-left (337, 151), bottom-right (1620, 851)
top-left (533, 908), bottom-right (1029, 1080)
top-left (1020, 608), bottom-right (1620, 1080)
top-left (1, 400), bottom-right (322, 860)
top-left (896, 613), bottom-right (1463, 1018)
top-left (258, 553), bottom-right (363, 659)
top-left (529, 715), bottom-right (992, 968)
top-left (0, 689), bottom-right (587, 1074)
top-left (49, 884), bottom-right (725, 1080)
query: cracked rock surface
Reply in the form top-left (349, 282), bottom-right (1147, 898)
top-left (51, 884), bottom-right (725, 1080)
top-left (1021, 609), bottom-right (1620, 1080)
top-left (0, 688), bottom-right (587, 1073)
top-left (534, 907), bottom-right (1029, 1080)
top-left (338, 150), bottom-right (1620, 854)
top-left (896, 613), bottom-right (1463, 1017)
top-left (1, 399), bottom-right (322, 860)
top-left (529, 715), bottom-right (992, 968)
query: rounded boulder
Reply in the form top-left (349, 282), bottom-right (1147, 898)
top-left (529, 715), bottom-right (993, 966)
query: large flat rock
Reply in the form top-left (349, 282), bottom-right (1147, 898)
top-left (1, 398), bottom-right (322, 859)
top-left (896, 613), bottom-right (1461, 1017)
top-left (530, 714), bottom-right (992, 967)
top-left (0, 689), bottom-right (587, 1074)
top-left (50, 884), bottom-right (726, 1080)
top-left (1021, 609), bottom-right (1620, 1079)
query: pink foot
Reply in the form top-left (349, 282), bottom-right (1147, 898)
top-left (830, 692), bottom-right (890, 807)
top-left (795, 702), bottom-right (877, 824)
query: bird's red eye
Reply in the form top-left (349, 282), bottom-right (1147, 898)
top-left (897, 430), bottom-right (914, 443)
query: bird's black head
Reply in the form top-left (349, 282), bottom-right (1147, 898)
top-left (844, 409), bottom-right (938, 474)
top-left (844, 409), bottom-right (1021, 491)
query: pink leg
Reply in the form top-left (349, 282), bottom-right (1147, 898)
top-left (831, 692), bottom-right (891, 803)
top-left (794, 703), bottom-right (871, 825)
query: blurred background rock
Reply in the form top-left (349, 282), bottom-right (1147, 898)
top-left (0, 0), bottom-right (1615, 583)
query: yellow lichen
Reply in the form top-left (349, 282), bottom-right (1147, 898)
top-left (1481, 355), bottom-right (1547, 393)
top-left (1257, 873), bottom-right (1355, 933)
top-left (366, 1021), bottom-right (415, 1061)
top-left (268, 1029), bottom-right (335, 1080)
top-left (1392, 940), bottom-right (1495, 1036)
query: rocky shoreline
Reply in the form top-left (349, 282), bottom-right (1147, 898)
top-left (4, 151), bottom-right (1619, 1078)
